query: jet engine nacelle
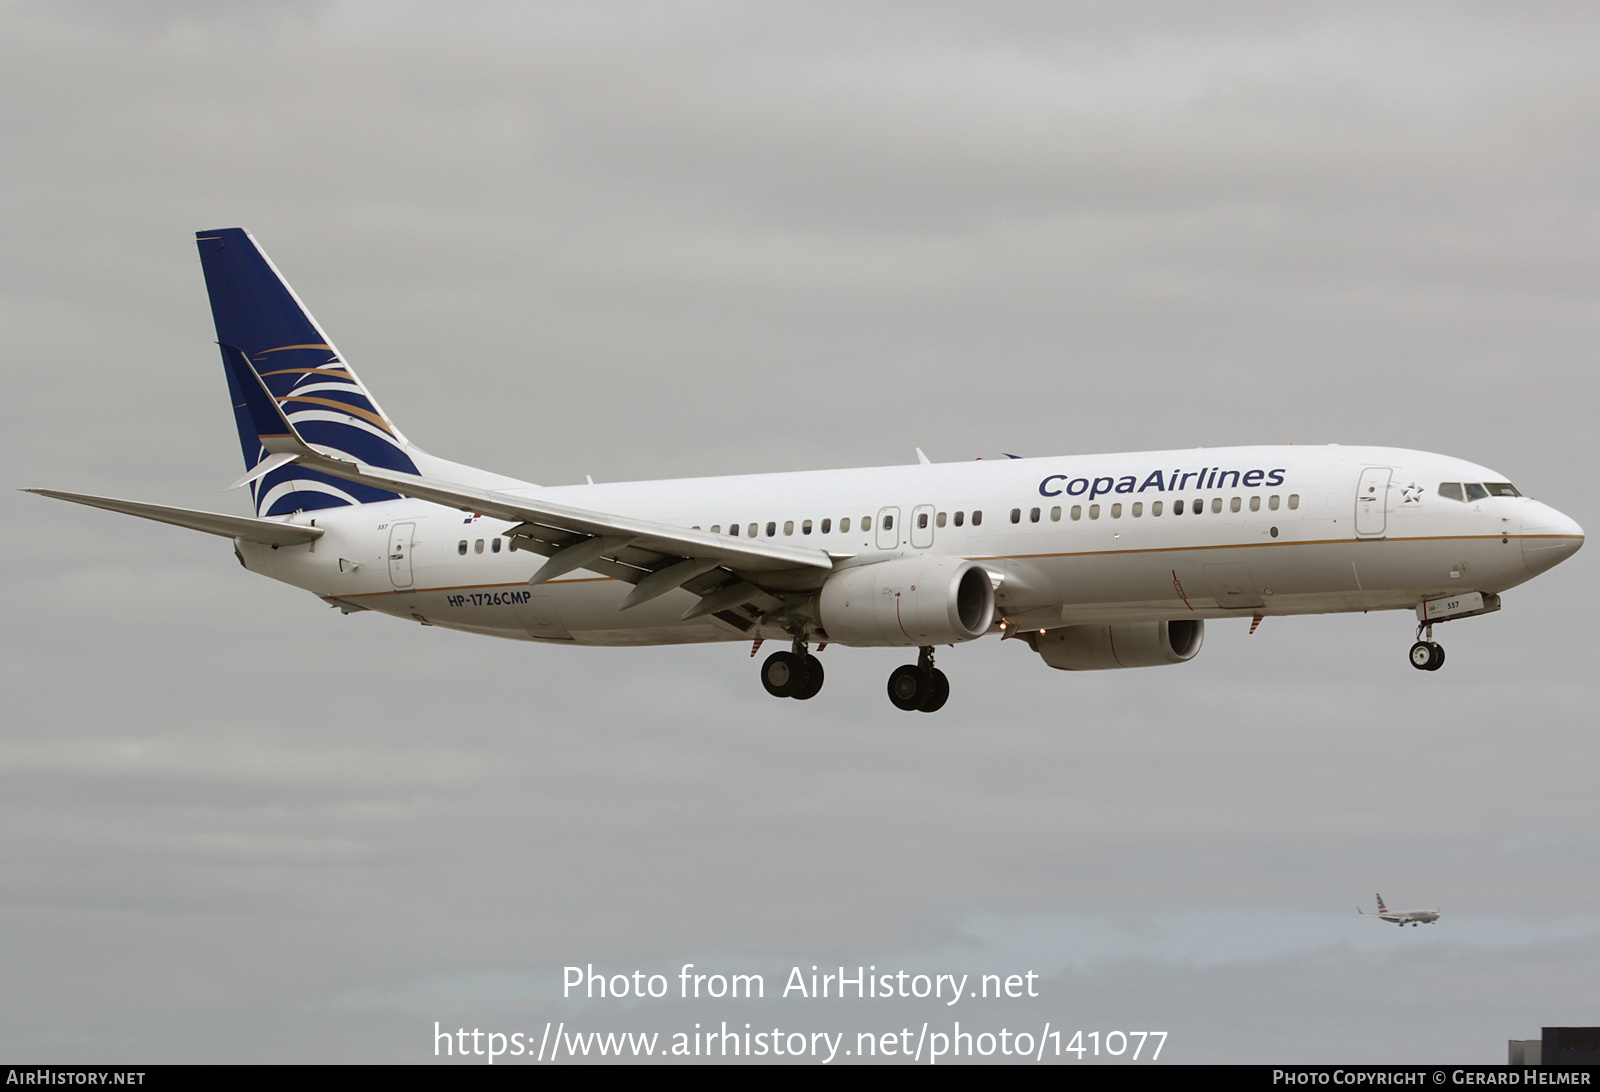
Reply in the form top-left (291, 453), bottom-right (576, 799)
top-left (815, 556), bottom-right (996, 647)
top-left (1032, 619), bottom-right (1204, 670)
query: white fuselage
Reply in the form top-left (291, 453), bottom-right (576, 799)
top-left (236, 444), bottom-right (1582, 647)
top-left (1377, 909), bottom-right (1441, 925)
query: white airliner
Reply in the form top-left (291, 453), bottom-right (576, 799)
top-left (28, 229), bottom-right (1585, 712)
top-left (1360, 894), bottom-right (1440, 926)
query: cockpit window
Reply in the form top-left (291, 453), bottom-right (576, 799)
top-left (1439, 481), bottom-right (1521, 502)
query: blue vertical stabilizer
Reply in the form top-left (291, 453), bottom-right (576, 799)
top-left (196, 228), bottom-right (419, 516)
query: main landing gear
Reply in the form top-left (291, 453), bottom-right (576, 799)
top-left (1409, 622), bottom-right (1445, 672)
top-left (761, 637), bottom-right (824, 700)
top-left (887, 647), bottom-right (949, 713)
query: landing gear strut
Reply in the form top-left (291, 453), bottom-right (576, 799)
top-left (1409, 622), bottom-right (1445, 672)
top-left (761, 634), bottom-right (824, 700)
top-left (887, 647), bottom-right (949, 713)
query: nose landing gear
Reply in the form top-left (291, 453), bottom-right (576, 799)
top-left (1409, 622), bottom-right (1445, 671)
top-left (887, 647), bottom-right (950, 713)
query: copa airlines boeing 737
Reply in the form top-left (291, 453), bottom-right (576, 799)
top-left (28, 229), bottom-right (1585, 712)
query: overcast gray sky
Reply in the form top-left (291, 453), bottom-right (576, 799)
top-left (3, 0), bottom-right (1597, 1064)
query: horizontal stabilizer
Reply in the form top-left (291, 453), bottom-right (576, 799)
top-left (25, 489), bottom-right (323, 547)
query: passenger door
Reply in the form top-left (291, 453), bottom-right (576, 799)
top-left (1355, 467), bottom-right (1392, 538)
top-left (387, 522), bottom-right (416, 588)
top-left (910, 504), bottom-right (936, 549)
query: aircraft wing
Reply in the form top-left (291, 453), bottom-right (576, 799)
top-left (224, 347), bottom-right (831, 613)
top-left (296, 451), bottom-right (826, 571)
top-left (25, 489), bottom-right (324, 547)
top-left (285, 450), bottom-right (831, 611)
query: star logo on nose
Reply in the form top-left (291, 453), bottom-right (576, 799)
top-left (1400, 483), bottom-right (1422, 504)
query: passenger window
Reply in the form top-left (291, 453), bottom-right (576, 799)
top-left (883, 515), bottom-right (893, 530)
top-left (1437, 483), bottom-right (1465, 502)
top-left (936, 512), bottom-right (946, 528)
top-left (1111, 503), bottom-right (1122, 518)
top-left (474, 539), bottom-right (484, 553)
top-left (1211, 498), bottom-right (1222, 514)
top-left (1071, 505), bottom-right (1082, 521)
top-left (458, 540), bottom-right (468, 555)
top-left (1230, 497), bottom-right (1241, 513)
top-left (748, 523), bottom-right (758, 537)
top-left (492, 538), bottom-right (502, 553)
top-left (1463, 483), bottom-right (1488, 502)
top-left (802, 520), bottom-right (812, 535)
top-left (1089, 504), bottom-right (1100, 519)
top-left (917, 513), bottom-right (929, 529)
top-left (1288, 494), bottom-right (1300, 510)
top-left (953, 511), bottom-right (964, 527)
top-left (972, 510), bottom-right (983, 526)
top-left (821, 518), bottom-right (831, 533)
top-left (1152, 500), bottom-right (1163, 516)
top-left (1268, 495), bottom-right (1280, 511)
top-left (783, 520), bottom-right (794, 535)
top-left (840, 518), bottom-right (851, 533)
top-left (1175, 499), bottom-right (1185, 515)
top-left (711, 525), bottom-right (721, 534)
top-left (1050, 506), bottom-right (1061, 521)
top-left (1029, 507), bottom-right (1040, 523)
top-left (1193, 499), bottom-right (1203, 515)
top-left (863, 516), bottom-right (873, 532)
top-left (766, 522), bottom-right (776, 537)
top-left (1250, 496), bottom-right (1261, 512)
top-left (1132, 502), bottom-right (1143, 517)
top-left (1010, 508), bottom-right (1021, 524)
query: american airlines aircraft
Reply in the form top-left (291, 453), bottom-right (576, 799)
top-left (28, 229), bottom-right (1585, 712)
top-left (1360, 894), bottom-right (1440, 927)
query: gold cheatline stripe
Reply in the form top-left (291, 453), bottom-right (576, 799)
top-left (338, 576), bottom-right (613, 600)
top-left (990, 531), bottom-right (1561, 563)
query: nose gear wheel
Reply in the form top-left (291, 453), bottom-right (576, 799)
top-left (1409, 622), bottom-right (1446, 672)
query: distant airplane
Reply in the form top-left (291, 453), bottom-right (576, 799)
top-left (1360, 894), bottom-right (1440, 926)
top-left (25, 229), bottom-right (1586, 712)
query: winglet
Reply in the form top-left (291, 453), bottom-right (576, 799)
top-left (220, 341), bottom-right (315, 458)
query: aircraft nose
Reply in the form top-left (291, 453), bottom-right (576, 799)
top-left (1522, 500), bottom-right (1584, 575)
